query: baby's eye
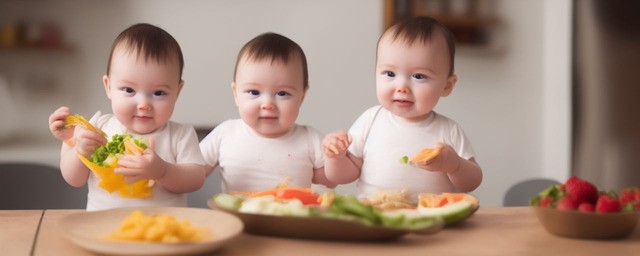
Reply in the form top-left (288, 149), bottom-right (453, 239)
top-left (121, 87), bottom-right (135, 94)
top-left (153, 90), bottom-right (166, 96)
top-left (247, 90), bottom-right (260, 96)
top-left (276, 91), bottom-right (290, 97)
top-left (382, 71), bottom-right (395, 77)
top-left (412, 73), bottom-right (428, 80)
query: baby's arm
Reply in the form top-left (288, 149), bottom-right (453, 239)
top-left (414, 142), bottom-right (482, 192)
top-left (115, 139), bottom-right (206, 193)
top-left (50, 107), bottom-right (107, 187)
top-left (322, 131), bottom-right (363, 184)
top-left (312, 167), bottom-right (336, 188)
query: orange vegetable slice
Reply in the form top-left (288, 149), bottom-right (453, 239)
top-left (409, 147), bottom-right (442, 164)
top-left (78, 153), bottom-right (153, 198)
top-left (418, 192), bottom-right (479, 208)
top-left (65, 114), bottom-right (107, 137)
top-left (124, 139), bottom-right (145, 156)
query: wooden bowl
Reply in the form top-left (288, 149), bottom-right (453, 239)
top-left (532, 207), bottom-right (639, 239)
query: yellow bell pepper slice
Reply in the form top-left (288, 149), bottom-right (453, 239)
top-left (65, 114), bottom-right (107, 137)
top-left (78, 153), bottom-right (153, 198)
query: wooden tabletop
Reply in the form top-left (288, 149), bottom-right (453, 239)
top-left (2, 207), bottom-right (639, 256)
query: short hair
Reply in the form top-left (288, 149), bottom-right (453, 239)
top-left (379, 16), bottom-right (456, 75)
top-left (234, 32), bottom-right (309, 90)
top-left (106, 23), bottom-right (184, 81)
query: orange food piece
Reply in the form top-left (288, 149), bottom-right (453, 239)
top-left (78, 153), bottom-right (153, 198)
top-left (419, 193), bottom-right (479, 208)
top-left (409, 147), bottom-right (442, 163)
top-left (65, 114), bottom-right (108, 137)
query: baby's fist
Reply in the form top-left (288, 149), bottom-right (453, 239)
top-left (322, 131), bottom-right (352, 158)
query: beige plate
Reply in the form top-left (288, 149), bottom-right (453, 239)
top-left (58, 207), bottom-right (243, 256)
top-left (532, 206), bottom-right (640, 239)
top-left (208, 199), bottom-right (443, 241)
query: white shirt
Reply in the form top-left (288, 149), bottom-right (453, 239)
top-left (349, 106), bottom-right (476, 201)
top-left (199, 119), bottom-right (324, 192)
top-left (86, 112), bottom-right (205, 211)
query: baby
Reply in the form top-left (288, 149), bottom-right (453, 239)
top-left (323, 16), bottom-right (482, 201)
top-left (199, 32), bottom-right (335, 192)
top-left (48, 23), bottom-right (206, 210)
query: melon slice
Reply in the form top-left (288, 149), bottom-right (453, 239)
top-left (409, 147), bottom-right (442, 164)
top-left (419, 193), bottom-right (479, 208)
top-left (417, 193), bottom-right (479, 225)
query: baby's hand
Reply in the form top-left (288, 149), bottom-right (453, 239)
top-left (414, 142), bottom-right (461, 174)
top-left (73, 125), bottom-right (108, 157)
top-left (49, 106), bottom-right (73, 142)
top-left (115, 138), bottom-right (168, 183)
top-left (322, 131), bottom-right (352, 158)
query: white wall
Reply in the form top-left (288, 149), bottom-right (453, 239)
top-left (0, 0), bottom-right (572, 206)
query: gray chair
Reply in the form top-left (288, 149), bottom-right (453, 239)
top-left (187, 170), bottom-right (222, 208)
top-left (503, 178), bottom-right (560, 206)
top-left (0, 163), bottom-right (87, 209)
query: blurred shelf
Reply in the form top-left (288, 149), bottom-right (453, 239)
top-left (383, 0), bottom-right (504, 50)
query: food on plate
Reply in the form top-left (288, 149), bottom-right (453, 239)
top-left (78, 134), bottom-right (154, 198)
top-left (414, 193), bottom-right (479, 225)
top-left (530, 176), bottom-right (639, 213)
top-left (107, 210), bottom-right (211, 243)
top-left (212, 191), bottom-right (442, 231)
top-left (419, 192), bottom-right (479, 208)
top-left (362, 189), bottom-right (415, 210)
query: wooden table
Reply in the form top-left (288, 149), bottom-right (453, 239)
top-left (2, 207), bottom-right (639, 255)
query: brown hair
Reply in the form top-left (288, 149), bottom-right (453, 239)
top-left (106, 23), bottom-right (184, 81)
top-left (233, 32), bottom-right (309, 90)
top-left (379, 16), bottom-right (456, 75)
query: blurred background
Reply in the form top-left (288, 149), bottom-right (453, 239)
top-left (3, 0), bottom-right (625, 207)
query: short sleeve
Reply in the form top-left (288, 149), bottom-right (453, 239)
top-left (173, 123), bottom-right (206, 165)
top-left (199, 120), bottom-right (228, 167)
top-left (304, 126), bottom-right (325, 169)
top-left (348, 106), bottom-right (382, 158)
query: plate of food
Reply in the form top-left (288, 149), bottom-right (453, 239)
top-left (59, 207), bottom-right (243, 255)
top-left (208, 188), bottom-right (477, 241)
top-left (530, 176), bottom-right (640, 239)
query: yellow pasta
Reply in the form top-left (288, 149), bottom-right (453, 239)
top-left (107, 210), bottom-right (211, 243)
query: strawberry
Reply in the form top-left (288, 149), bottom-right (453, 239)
top-left (556, 196), bottom-right (577, 211)
top-left (595, 194), bottom-right (622, 213)
top-left (539, 195), bottom-right (553, 208)
top-left (564, 176), bottom-right (598, 205)
top-left (620, 187), bottom-right (640, 210)
top-left (578, 202), bottom-right (594, 212)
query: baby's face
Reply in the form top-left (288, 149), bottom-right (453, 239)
top-left (233, 55), bottom-right (305, 138)
top-left (375, 31), bottom-right (456, 122)
top-left (103, 45), bottom-right (183, 134)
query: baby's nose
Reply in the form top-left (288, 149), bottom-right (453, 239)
top-left (138, 103), bottom-right (152, 111)
top-left (396, 87), bottom-right (409, 94)
top-left (261, 102), bottom-right (275, 110)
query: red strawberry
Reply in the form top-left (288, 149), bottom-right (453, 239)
top-left (539, 195), bottom-right (553, 208)
top-left (620, 187), bottom-right (639, 210)
top-left (556, 196), bottom-right (577, 211)
top-left (578, 202), bottom-right (594, 212)
top-left (595, 194), bottom-right (622, 213)
top-left (565, 176), bottom-right (598, 205)
top-left (620, 188), bottom-right (635, 204)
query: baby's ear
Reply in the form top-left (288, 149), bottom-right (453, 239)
top-left (442, 74), bottom-right (458, 97)
top-left (231, 82), bottom-right (239, 106)
top-left (103, 75), bottom-right (112, 99)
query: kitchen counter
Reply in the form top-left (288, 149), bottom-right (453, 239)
top-left (3, 207), bottom-right (639, 255)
